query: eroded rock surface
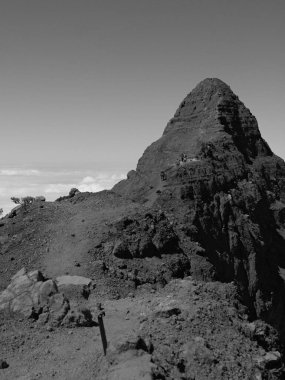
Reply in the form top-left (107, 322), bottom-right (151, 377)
top-left (95, 210), bottom-right (190, 291)
top-left (113, 78), bottom-right (285, 339)
top-left (139, 279), bottom-right (284, 380)
top-left (0, 268), bottom-right (95, 327)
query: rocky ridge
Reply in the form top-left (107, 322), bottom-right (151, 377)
top-left (113, 78), bottom-right (285, 340)
top-left (1, 78), bottom-right (285, 379)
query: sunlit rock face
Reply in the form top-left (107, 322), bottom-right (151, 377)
top-left (113, 78), bottom-right (285, 338)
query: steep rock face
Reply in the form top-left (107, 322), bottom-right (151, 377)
top-left (113, 78), bottom-right (285, 337)
top-left (96, 210), bottom-right (190, 290)
top-left (113, 78), bottom-right (274, 202)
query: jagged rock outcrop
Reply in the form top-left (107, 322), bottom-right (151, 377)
top-left (96, 210), bottom-right (190, 290)
top-left (111, 211), bottom-right (180, 259)
top-left (0, 268), bottom-right (95, 327)
top-left (113, 78), bottom-right (285, 338)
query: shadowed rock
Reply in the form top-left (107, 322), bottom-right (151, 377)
top-left (113, 78), bottom-right (285, 339)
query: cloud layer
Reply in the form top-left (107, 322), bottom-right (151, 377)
top-left (0, 169), bottom-right (40, 176)
top-left (0, 168), bottom-right (126, 215)
top-left (45, 174), bottom-right (125, 194)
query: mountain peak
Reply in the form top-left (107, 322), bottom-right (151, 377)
top-left (192, 77), bottom-right (232, 93)
top-left (167, 77), bottom-right (235, 124)
top-left (114, 78), bottom-right (273, 202)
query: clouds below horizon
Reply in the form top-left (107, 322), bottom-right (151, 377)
top-left (0, 169), bottom-right (40, 176)
top-left (45, 173), bottom-right (125, 194)
top-left (0, 168), bottom-right (126, 215)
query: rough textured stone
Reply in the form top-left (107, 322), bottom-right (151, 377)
top-left (47, 293), bottom-right (70, 326)
top-left (106, 352), bottom-right (156, 380)
top-left (0, 359), bottom-right (9, 369)
top-left (39, 279), bottom-right (58, 303)
top-left (61, 307), bottom-right (95, 327)
top-left (98, 210), bottom-right (189, 290)
top-left (140, 279), bottom-right (284, 380)
top-left (1, 78), bottom-right (285, 379)
top-left (0, 269), bottom-right (95, 328)
top-left (111, 212), bottom-right (179, 259)
top-left (113, 78), bottom-right (285, 340)
top-left (0, 268), bottom-right (45, 316)
top-left (55, 275), bottom-right (92, 288)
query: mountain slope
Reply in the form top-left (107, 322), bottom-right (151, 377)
top-left (113, 78), bottom-right (285, 338)
top-left (1, 78), bottom-right (285, 379)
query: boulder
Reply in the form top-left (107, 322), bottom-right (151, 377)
top-left (55, 275), bottom-right (92, 288)
top-left (55, 275), bottom-right (93, 302)
top-left (0, 268), bottom-right (45, 317)
top-left (0, 269), bottom-right (93, 328)
top-left (47, 293), bottom-right (70, 326)
top-left (0, 359), bottom-right (9, 369)
top-left (61, 307), bottom-right (95, 327)
top-left (39, 279), bottom-right (58, 303)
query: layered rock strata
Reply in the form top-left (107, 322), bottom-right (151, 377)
top-left (113, 78), bottom-right (285, 337)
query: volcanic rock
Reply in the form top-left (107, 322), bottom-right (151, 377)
top-left (1, 78), bottom-right (285, 379)
top-left (106, 352), bottom-right (156, 380)
top-left (106, 333), bottom-right (155, 380)
top-left (113, 78), bottom-right (285, 338)
top-left (139, 278), bottom-right (284, 379)
top-left (0, 268), bottom-right (95, 327)
top-left (0, 359), bottom-right (9, 369)
top-left (111, 211), bottom-right (180, 258)
top-left (0, 268), bottom-right (46, 317)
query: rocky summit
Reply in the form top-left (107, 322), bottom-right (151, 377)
top-left (114, 77), bottom-right (285, 335)
top-left (1, 78), bottom-right (285, 379)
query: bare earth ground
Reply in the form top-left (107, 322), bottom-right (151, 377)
top-left (0, 293), bottom-right (141, 379)
top-left (1, 193), bottom-right (284, 379)
top-left (0, 192), bottom-right (141, 290)
top-left (1, 276), bottom-right (283, 379)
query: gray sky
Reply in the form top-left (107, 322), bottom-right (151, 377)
top-left (0, 0), bottom-right (284, 213)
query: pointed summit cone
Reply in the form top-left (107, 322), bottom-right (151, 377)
top-left (113, 78), bottom-right (273, 203)
top-left (114, 78), bottom-right (285, 339)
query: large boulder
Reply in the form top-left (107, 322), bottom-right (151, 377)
top-left (0, 268), bottom-right (45, 316)
top-left (0, 268), bottom-right (94, 327)
top-left (56, 275), bottom-right (92, 288)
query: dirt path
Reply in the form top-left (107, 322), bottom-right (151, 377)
top-left (1, 293), bottom-right (148, 380)
top-left (2, 277), bottom-right (284, 379)
top-left (40, 198), bottom-right (141, 279)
